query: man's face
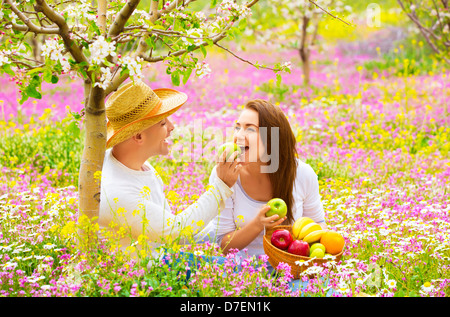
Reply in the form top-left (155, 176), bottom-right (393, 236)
top-left (140, 117), bottom-right (175, 157)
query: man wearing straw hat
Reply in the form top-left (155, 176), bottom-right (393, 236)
top-left (98, 80), bottom-right (241, 256)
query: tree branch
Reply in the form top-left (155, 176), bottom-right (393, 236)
top-left (308, 0), bottom-right (351, 26)
top-left (34, 0), bottom-right (88, 64)
top-left (214, 43), bottom-right (283, 71)
top-left (98, 0), bottom-right (107, 35)
top-left (108, 0), bottom-right (141, 38)
top-left (5, 0), bottom-right (59, 34)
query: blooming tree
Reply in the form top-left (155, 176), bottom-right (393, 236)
top-left (397, 0), bottom-right (450, 64)
top-left (249, 0), bottom-right (352, 85)
top-left (0, 0), bottom-right (289, 249)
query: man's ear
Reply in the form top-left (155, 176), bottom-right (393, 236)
top-left (133, 133), bottom-right (143, 143)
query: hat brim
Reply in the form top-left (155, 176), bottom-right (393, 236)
top-left (106, 88), bottom-right (187, 149)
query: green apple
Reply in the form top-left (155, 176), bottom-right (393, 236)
top-left (217, 142), bottom-right (241, 161)
top-left (265, 198), bottom-right (287, 218)
top-left (309, 248), bottom-right (325, 259)
top-left (310, 243), bottom-right (326, 254)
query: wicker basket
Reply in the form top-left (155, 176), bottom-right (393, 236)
top-left (263, 225), bottom-right (344, 279)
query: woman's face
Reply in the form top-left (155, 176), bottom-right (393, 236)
top-left (233, 109), bottom-right (266, 164)
top-left (141, 117), bottom-right (175, 157)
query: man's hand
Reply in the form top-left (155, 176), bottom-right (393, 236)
top-left (215, 148), bottom-right (241, 188)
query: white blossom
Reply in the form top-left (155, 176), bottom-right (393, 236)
top-left (118, 55), bottom-right (144, 81)
top-left (0, 50), bottom-right (11, 67)
top-left (94, 67), bottom-right (113, 90)
top-left (195, 61), bottom-right (211, 79)
top-left (89, 36), bottom-right (117, 65)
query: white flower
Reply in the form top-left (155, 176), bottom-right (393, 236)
top-left (0, 53), bottom-right (10, 67)
top-left (386, 279), bottom-right (397, 289)
top-left (281, 61), bottom-right (292, 71)
top-left (118, 55), bottom-right (144, 81)
top-left (181, 28), bottom-right (204, 46)
top-left (89, 36), bottom-right (116, 65)
top-left (41, 38), bottom-right (65, 62)
top-left (443, 24), bottom-right (449, 34)
top-left (420, 282), bottom-right (435, 295)
top-left (195, 61), bottom-right (211, 79)
top-left (94, 67), bottom-right (113, 90)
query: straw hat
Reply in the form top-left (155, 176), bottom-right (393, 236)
top-left (105, 81), bottom-right (188, 148)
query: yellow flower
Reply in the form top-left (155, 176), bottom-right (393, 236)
top-left (196, 219), bottom-right (204, 227)
top-left (93, 170), bottom-right (102, 180)
top-left (61, 221), bottom-right (76, 238)
top-left (137, 234), bottom-right (148, 245)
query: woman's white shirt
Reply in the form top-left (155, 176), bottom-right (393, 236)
top-left (196, 159), bottom-right (325, 259)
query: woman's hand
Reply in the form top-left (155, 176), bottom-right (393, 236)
top-left (252, 205), bottom-right (287, 231)
top-left (215, 149), bottom-right (241, 188)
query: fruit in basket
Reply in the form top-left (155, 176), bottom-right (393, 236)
top-left (320, 231), bottom-right (345, 255)
top-left (303, 229), bottom-right (327, 244)
top-left (297, 222), bottom-right (322, 240)
top-left (310, 243), bottom-right (326, 254)
top-left (309, 248), bottom-right (325, 259)
top-left (271, 229), bottom-right (293, 250)
top-left (266, 198), bottom-right (287, 218)
top-left (287, 239), bottom-right (309, 256)
top-left (292, 217), bottom-right (314, 239)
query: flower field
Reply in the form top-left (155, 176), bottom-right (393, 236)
top-left (1, 17), bottom-right (450, 297)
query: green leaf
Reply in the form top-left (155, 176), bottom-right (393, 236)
top-left (43, 69), bottom-right (53, 83)
top-left (2, 64), bottom-right (15, 76)
top-left (200, 45), bottom-right (207, 58)
top-left (238, 18), bottom-right (247, 31)
top-left (145, 36), bottom-right (156, 50)
top-left (182, 68), bottom-right (193, 85)
top-left (103, 60), bottom-right (115, 67)
top-left (25, 85), bottom-right (42, 99)
top-left (276, 73), bottom-right (282, 88)
top-left (171, 71), bottom-right (180, 86)
top-left (27, 67), bottom-right (45, 76)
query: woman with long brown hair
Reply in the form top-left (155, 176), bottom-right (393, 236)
top-left (198, 99), bottom-right (327, 260)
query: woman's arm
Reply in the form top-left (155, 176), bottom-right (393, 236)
top-left (299, 163), bottom-right (328, 228)
top-left (220, 205), bottom-right (286, 254)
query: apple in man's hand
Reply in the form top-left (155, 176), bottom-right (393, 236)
top-left (217, 142), bottom-right (241, 161)
top-left (287, 239), bottom-right (310, 257)
top-left (265, 198), bottom-right (287, 219)
top-left (271, 229), bottom-right (293, 250)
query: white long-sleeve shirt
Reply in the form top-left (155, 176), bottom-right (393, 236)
top-left (99, 149), bottom-right (233, 253)
top-left (196, 159), bottom-right (325, 259)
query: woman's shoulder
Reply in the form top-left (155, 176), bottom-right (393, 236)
top-left (295, 158), bottom-right (318, 179)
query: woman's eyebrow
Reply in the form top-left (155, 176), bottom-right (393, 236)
top-left (235, 122), bottom-right (258, 128)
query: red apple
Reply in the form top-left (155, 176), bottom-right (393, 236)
top-left (287, 239), bottom-right (310, 257)
top-left (271, 229), bottom-right (293, 250)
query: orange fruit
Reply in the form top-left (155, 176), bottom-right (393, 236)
top-left (320, 231), bottom-right (345, 255)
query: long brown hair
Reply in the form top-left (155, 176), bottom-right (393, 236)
top-left (244, 99), bottom-right (298, 224)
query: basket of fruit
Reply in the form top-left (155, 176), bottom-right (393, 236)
top-left (263, 217), bottom-right (345, 280)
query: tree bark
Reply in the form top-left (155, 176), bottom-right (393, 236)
top-left (299, 48), bottom-right (310, 86)
top-left (77, 84), bottom-right (107, 252)
top-left (299, 16), bottom-right (311, 86)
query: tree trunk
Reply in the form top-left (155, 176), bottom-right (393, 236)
top-left (299, 46), bottom-right (310, 86)
top-left (299, 16), bottom-right (311, 86)
top-left (77, 83), bottom-right (107, 253)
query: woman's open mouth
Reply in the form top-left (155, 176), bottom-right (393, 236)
top-left (238, 145), bottom-right (249, 156)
